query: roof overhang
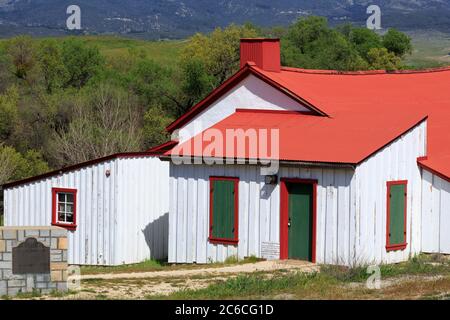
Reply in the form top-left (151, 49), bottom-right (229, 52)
top-left (2, 152), bottom-right (162, 189)
top-left (417, 156), bottom-right (450, 183)
top-left (159, 155), bottom-right (356, 170)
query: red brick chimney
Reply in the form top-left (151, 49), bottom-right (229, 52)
top-left (240, 38), bottom-right (281, 72)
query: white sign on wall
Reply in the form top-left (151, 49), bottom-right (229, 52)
top-left (261, 242), bottom-right (280, 260)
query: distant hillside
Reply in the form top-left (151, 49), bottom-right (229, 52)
top-left (1, 1), bottom-right (450, 38)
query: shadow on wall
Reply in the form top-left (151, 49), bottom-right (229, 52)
top-left (142, 212), bottom-right (169, 260)
top-left (260, 183), bottom-right (276, 200)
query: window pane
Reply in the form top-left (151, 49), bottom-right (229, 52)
top-left (66, 204), bottom-right (73, 214)
top-left (58, 193), bottom-right (66, 202)
top-left (66, 193), bottom-right (74, 203)
top-left (58, 203), bottom-right (65, 212)
top-left (66, 213), bottom-right (74, 223)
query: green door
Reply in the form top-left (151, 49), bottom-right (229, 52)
top-left (287, 183), bottom-right (313, 261)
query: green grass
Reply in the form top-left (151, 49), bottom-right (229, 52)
top-left (148, 271), bottom-right (326, 300)
top-left (405, 30), bottom-right (450, 69)
top-left (80, 36), bottom-right (186, 66)
top-left (150, 254), bottom-right (450, 300)
top-left (320, 254), bottom-right (450, 283)
top-left (80, 256), bottom-right (264, 275)
top-left (0, 35), bottom-right (186, 67)
top-left (81, 259), bottom-right (166, 275)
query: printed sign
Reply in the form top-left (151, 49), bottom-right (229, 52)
top-left (261, 242), bottom-right (280, 260)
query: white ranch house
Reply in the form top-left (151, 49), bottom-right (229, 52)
top-left (3, 38), bottom-right (450, 266)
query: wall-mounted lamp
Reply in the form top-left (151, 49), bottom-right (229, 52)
top-left (105, 169), bottom-right (111, 177)
top-left (264, 175), bottom-right (278, 185)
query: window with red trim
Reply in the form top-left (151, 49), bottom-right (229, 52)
top-left (386, 181), bottom-right (407, 252)
top-left (52, 188), bottom-right (77, 230)
top-left (209, 177), bottom-right (239, 245)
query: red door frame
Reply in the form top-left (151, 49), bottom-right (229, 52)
top-left (386, 180), bottom-right (408, 252)
top-left (280, 178), bottom-right (317, 263)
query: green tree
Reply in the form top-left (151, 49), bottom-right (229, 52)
top-left (181, 24), bottom-right (259, 91)
top-left (367, 47), bottom-right (402, 71)
top-left (181, 59), bottom-right (214, 107)
top-left (129, 60), bottom-right (172, 105)
top-left (282, 17), bottom-right (412, 71)
top-left (37, 39), bottom-right (67, 93)
top-left (61, 38), bottom-right (104, 88)
top-left (382, 29), bottom-right (412, 58)
top-left (0, 86), bottom-right (19, 141)
top-left (5, 35), bottom-right (36, 79)
top-left (143, 105), bottom-right (173, 149)
top-left (283, 17), bottom-right (367, 70)
top-left (0, 144), bottom-right (49, 185)
top-left (347, 27), bottom-right (383, 60)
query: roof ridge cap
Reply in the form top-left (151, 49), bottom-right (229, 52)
top-left (280, 66), bottom-right (450, 75)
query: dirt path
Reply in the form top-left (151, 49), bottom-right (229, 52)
top-left (52, 260), bottom-right (319, 299)
top-left (80, 260), bottom-right (319, 280)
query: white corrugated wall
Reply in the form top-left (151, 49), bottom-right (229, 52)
top-left (421, 170), bottom-right (450, 254)
top-left (168, 120), bottom-right (427, 266)
top-left (353, 120), bottom-right (427, 265)
top-left (4, 159), bottom-right (118, 265)
top-left (169, 163), bottom-right (354, 265)
top-left (115, 157), bottom-right (169, 265)
top-left (4, 155), bottom-right (170, 266)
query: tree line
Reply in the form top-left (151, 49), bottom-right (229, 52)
top-left (0, 16), bottom-right (412, 188)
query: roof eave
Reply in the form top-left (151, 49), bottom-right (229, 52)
top-left (159, 155), bottom-right (356, 169)
top-left (2, 152), bottom-right (161, 189)
top-left (417, 157), bottom-right (450, 183)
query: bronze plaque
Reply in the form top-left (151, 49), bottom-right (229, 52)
top-left (12, 238), bottom-right (50, 274)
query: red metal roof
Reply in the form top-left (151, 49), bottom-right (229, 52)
top-left (258, 66), bottom-right (450, 181)
top-left (167, 109), bottom-right (427, 166)
top-left (166, 65), bottom-right (450, 180)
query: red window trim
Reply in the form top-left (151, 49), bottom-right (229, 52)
top-left (52, 187), bottom-right (78, 230)
top-left (386, 180), bottom-right (408, 252)
top-left (209, 177), bottom-right (239, 245)
top-left (280, 178), bottom-right (317, 263)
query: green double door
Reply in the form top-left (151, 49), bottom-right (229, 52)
top-left (287, 183), bottom-right (313, 261)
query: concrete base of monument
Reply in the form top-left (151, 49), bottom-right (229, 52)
top-left (0, 226), bottom-right (69, 297)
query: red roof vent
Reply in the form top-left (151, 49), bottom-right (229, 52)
top-left (240, 38), bottom-right (281, 72)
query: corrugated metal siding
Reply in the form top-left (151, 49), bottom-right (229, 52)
top-left (168, 121), bottom-right (427, 266)
top-left (115, 157), bottom-right (169, 265)
top-left (169, 163), bottom-right (354, 265)
top-left (353, 121), bottom-right (427, 264)
top-left (4, 159), bottom-right (118, 265)
top-left (4, 156), bottom-right (170, 266)
top-left (421, 170), bottom-right (450, 254)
